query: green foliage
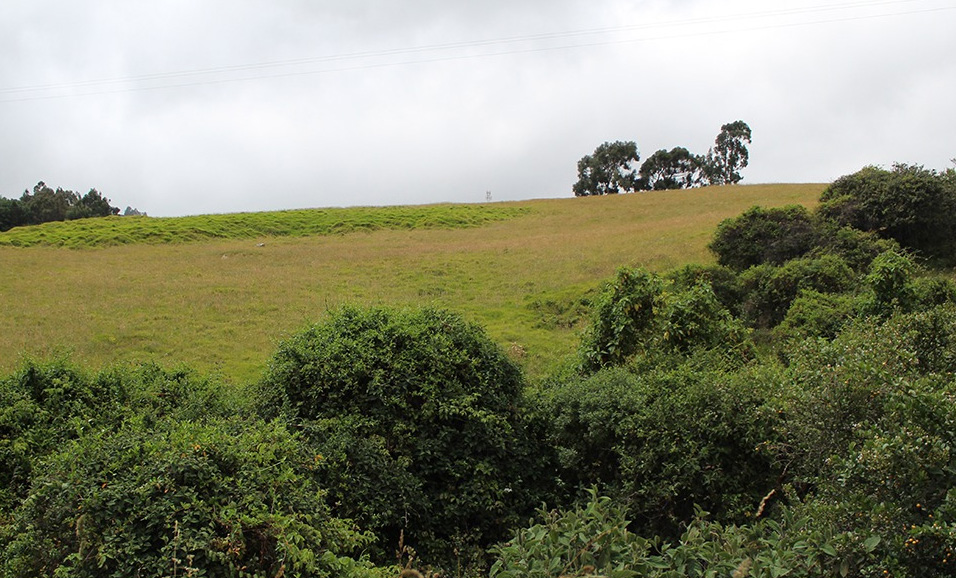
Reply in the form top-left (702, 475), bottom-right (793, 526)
top-left (779, 307), bottom-right (956, 576)
top-left (777, 289), bottom-right (860, 341)
top-left (740, 254), bottom-right (856, 328)
top-left (710, 205), bottom-right (821, 271)
top-left (0, 182), bottom-right (120, 231)
top-left (862, 249), bottom-right (918, 314)
top-left (491, 491), bottom-right (841, 578)
top-left (666, 263), bottom-right (745, 316)
top-left (2, 418), bottom-right (376, 578)
top-left (572, 141), bottom-right (641, 196)
top-left (257, 306), bottom-right (546, 568)
top-left (813, 223), bottom-right (898, 273)
top-left (658, 281), bottom-right (751, 355)
top-left (637, 146), bottom-right (704, 191)
top-left (0, 198), bottom-right (29, 232)
top-left (580, 268), bottom-right (752, 371)
top-left (703, 120), bottom-right (752, 186)
top-left (579, 268), bottom-right (663, 370)
top-left (490, 490), bottom-right (651, 578)
top-left (0, 359), bottom-right (386, 578)
top-left (0, 203), bottom-right (528, 248)
top-left (537, 364), bottom-right (779, 538)
top-left (818, 163), bottom-right (956, 261)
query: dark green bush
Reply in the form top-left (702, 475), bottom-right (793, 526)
top-left (579, 268), bottom-right (663, 371)
top-left (257, 306), bottom-right (546, 569)
top-left (658, 281), bottom-right (752, 357)
top-left (740, 254), bottom-right (856, 328)
top-left (776, 289), bottom-right (860, 342)
top-left (813, 223), bottom-right (898, 273)
top-left (666, 263), bottom-right (744, 317)
top-left (0, 360), bottom-right (243, 516)
top-left (862, 249), bottom-right (918, 314)
top-left (537, 364), bottom-right (780, 538)
top-left (710, 205), bottom-right (821, 271)
top-left (2, 418), bottom-right (379, 578)
top-left (580, 268), bottom-right (752, 371)
top-left (818, 164), bottom-right (956, 261)
top-left (491, 491), bottom-right (844, 578)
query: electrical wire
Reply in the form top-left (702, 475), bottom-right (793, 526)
top-left (1, 0), bottom-right (953, 103)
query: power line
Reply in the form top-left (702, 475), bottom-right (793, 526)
top-left (1, 0), bottom-right (953, 103)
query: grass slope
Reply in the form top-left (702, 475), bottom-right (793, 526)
top-left (0, 204), bottom-right (527, 248)
top-left (0, 184), bottom-right (824, 382)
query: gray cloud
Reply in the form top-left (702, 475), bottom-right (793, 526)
top-left (2, 0), bottom-right (954, 216)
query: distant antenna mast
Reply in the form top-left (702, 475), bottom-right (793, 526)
top-left (486, 190), bottom-right (492, 202)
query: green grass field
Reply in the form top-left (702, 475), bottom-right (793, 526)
top-left (0, 184), bottom-right (824, 382)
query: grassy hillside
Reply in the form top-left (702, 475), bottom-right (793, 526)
top-left (0, 184), bottom-right (824, 381)
top-left (0, 204), bottom-right (527, 248)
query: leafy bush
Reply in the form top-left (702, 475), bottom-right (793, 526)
top-left (580, 268), bottom-right (751, 371)
top-left (666, 263), bottom-right (744, 316)
top-left (776, 289), bottom-right (860, 342)
top-left (537, 364), bottom-right (780, 538)
top-left (0, 359), bottom-right (244, 515)
top-left (0, 360), bottom-right (387, 578)
top-left (2, 418), bottom-right (379, 578)
top-left (813, 223), bottom-right (898, 273)
top-left (257, 306), bottom-right (546, 568)
top-left (710, 205), bottom-right (821, 271)
top-left (740, 254), bottom-right (856, 328)
top-left (862, 249), bottom-right (917, 313)
top-left (490, 490), bottom-right (651, 578)
top-left (491, 491), bottom-right (843, 578)
top-left (658, 281), bottom-right (752, 357)
top-left (817, 163), bottom-right (956, 261)
top-left (579, 268), bottom-right (663, 371)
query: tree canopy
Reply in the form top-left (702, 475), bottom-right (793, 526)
top-left (638, 146), bottom-right (705, 191)
top-left (0, 181), bottom-right (120, 232)
top-left (704, 120), bottom-right (753, 185)
top-left (573, 121), bottom-right (752, 196)
top-left (572, 140), bottom-right (641, 196)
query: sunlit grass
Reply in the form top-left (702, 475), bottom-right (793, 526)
top-left (0, 184), bottom-right (824, 382)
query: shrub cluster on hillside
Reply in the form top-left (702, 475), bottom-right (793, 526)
top-left (4, 162), bottom-right (956, 577)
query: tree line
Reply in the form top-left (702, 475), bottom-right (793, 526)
top-left (573, 120), bottom-right (752, 196)
top-left (0, 181), bottom-right (122, 232)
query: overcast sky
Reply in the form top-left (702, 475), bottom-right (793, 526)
top-left (2, 0), bottom-right (954, 217)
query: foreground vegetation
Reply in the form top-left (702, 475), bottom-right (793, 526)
top-left (4, 166), bottom-right (956, 576)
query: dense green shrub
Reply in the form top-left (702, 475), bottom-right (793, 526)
top-left (740, 254), bottom-right (857, 328)
top-left (813, 223), bottom-right (898, 272)
top-left (491, 491), bottom-right (844, 578)
top-left (2, 418), bottom-right (379, 578)
top-left (780, 305), bottom-right (956, 480)
top-left (776, 289), bottom-right (860, 342)
top-left (666, 263), bottom-right (744, 316)
top-left (537, 364), bottom-right (780, 538)
top-left (817, 163), bottom-right (956, 261)
top-left (257, 306), bottom-right (547, 569)
top-left (862, 249), bottom-right (917, 313)
top-left (0, 360), bottom-right (243, 515)
top-left (658, 281), bottom-right (752, 357)
top-left (579, 268), bottom-right (663, 371)
top-left (709, 205), bottom-right (821, 271)
top-left (0, 360), bottom-right (386, 578)
top-left (580, 268), bottom-right (752, 371)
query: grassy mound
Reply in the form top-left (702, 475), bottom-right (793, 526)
top-left (0, 204), bottom-right (528, 248)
